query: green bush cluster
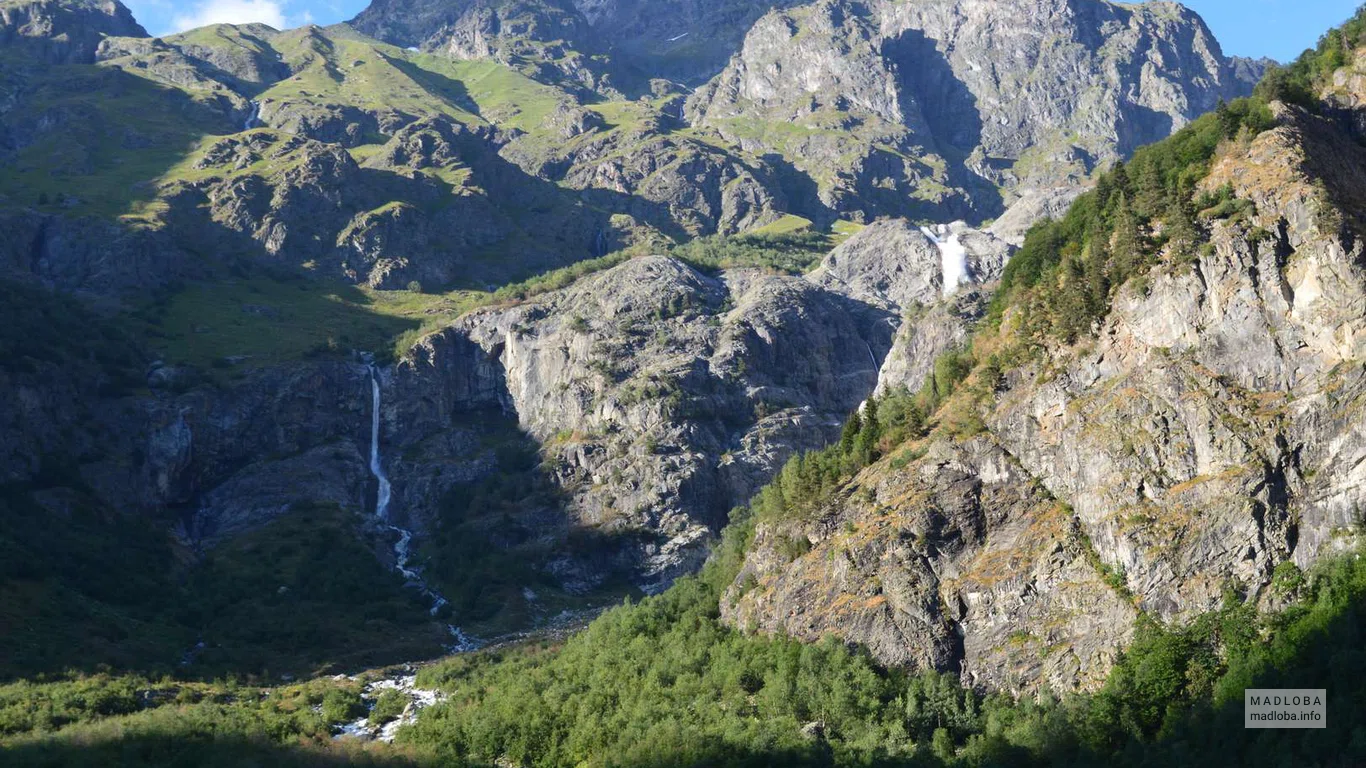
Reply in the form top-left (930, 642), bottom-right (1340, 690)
top-left (1, 675), bottom-right (407, 768)
top-left (668, 231), bottom-right (831, 275)
top-left (368, 689), bottom-right (408, 726)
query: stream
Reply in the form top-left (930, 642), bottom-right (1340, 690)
top-left (335, 360), bottom-right (609, 741)
top-left (334, 669), bottom-right (444, 743)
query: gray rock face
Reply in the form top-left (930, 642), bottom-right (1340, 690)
top-left (810, 218), bottom-right (1010, 313)
top-left (988, 187), bottom-right (1089, 247)
top-left (384, 255), bottom-right (898, 586)
top-left (0, 0), bottom-right (145, 64)
top-left (0, 209), bottom-right (197, 298)
top-left (367, 219), bottom-right (1007, 588)
top-left (569, 0), bottom-right (803, 84)
top-left (724, 437), bottom-right (1135, 694)
top-left (685, 0), bottom-right (1259, 222)
top-left (808, 220), bottom-right (945, 311)
top-left (3, 212), bottom-right (1003, 598)
top-left (989, 105), bottom-right (1366, 621)
top-left (0, 350), bottom-right (377, 540)
top-left (351, 0), bottom-right (612, 92)
top-left (812, 219), bottom-right (1010, 396)
top-left (722, 102), bottom-right (1366, 694)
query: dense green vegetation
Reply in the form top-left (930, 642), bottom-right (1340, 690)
top-left (390, 533), bottom-right (1366, 767)
top-left (0, 672), bottom-right (426, 768)
top-left (0, 491), bottom-right (445, 681)
top-left (0, 278), bottom-right (146, 391)
top-left (8, 494), bottom-right (1366, 767)
top-left (989, 97), bottom-right (1275, 345)
top-left (669, 230), bottom-right (832, 275)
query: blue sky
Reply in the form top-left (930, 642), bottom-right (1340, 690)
top-left (1187, 0), bottom-right (1362, 62)
top-left (123, 0), bottom-right (1360, 64)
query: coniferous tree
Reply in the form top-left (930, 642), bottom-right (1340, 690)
top-left (1110, 192), bottom-right (1143, 280)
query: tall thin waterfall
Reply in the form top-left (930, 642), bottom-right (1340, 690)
top-left (243, 101), bottom-right (262, 131)
top-left (369, 369), bottom-right (391, 521)
top-left (365, 360), bottom-right (479, 651)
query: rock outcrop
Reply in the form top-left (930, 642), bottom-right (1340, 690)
top-left (0, 0), bottom-right (144, 64)
top-left (375, 221), bottom-right (1008, 589)
top-left (721, 98), bottom-right (1366, 694)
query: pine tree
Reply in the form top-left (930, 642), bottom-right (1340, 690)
top-left (839, 411), bottom-right (862, 454)
top-left (852, 400), bottom-right (881, 468)
top-left (1165, 192), bottom-right (1200, 262)
top-left (1110, 192), bottom-right (1143, 280)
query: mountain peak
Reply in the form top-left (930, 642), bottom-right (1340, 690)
top-left (0, 0), bottom-right (146, 63)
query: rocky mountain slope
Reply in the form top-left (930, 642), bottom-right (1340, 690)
top-left (0, 0), bottom-right (1309, 682)
top-left (380, 223), bottom-right (1009, 591)
top-left (1, 0), bottom-right (1265, 302)
top-left (685, 0), bottom-right (1266, 223)
top-left (720, 83), bottom-right (1366, 694)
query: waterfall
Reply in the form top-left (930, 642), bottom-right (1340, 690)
top-left (369, 368), bottom-right (391, 521)
top-left (920, 224), bottom-right (969, 297)
top-left (365, 360), bottom-right (480, 651)
top-left (243, 100), bottom-right (262, 131)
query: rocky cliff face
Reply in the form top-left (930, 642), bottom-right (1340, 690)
top-left (351, 0), bottom-right (613, 93)
top-left (685, 0), bottom-right (1263, 222)
top-left (372, 221), bottom-right (1008, 589)
top-left (721, 95), bottom-right (1366, 694)
top-left (0, 0), bottom-right (143, 63)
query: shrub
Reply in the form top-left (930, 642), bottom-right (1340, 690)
top-left (368, 689), bottom-right (407, 726)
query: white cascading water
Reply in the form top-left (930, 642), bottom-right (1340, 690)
top-left (243, 100), bottom-right (262, 131)
top-left (370, 370), bottom-right (391, 521)
top-left (335, 673), bottom-right (446, 743)
top-left (365, 361), bottom-right (479, 647)
top-left (920, 224), bottom-right (969, 296)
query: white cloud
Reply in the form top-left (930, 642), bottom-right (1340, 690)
top-left (170, 0), bottom-right (288, 32)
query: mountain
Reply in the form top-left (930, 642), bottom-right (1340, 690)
top-left (0, 0), bottom-right (1265, 637)
top-left (361, 13), bottom-right (1366, 765)
top-left (686, 0), bottom-right (1264, 222)
top-left (1, 0), bottom-right (1263, 300)
top-left (9, 0), bottom-right (1366, 765)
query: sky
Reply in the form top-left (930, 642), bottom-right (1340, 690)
top-left (121, 0), bottom-right (1361, 64)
